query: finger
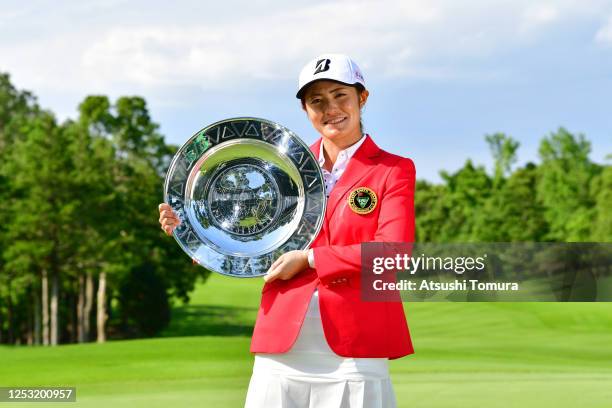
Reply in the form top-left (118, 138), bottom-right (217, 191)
top-left (265, 260), bottom-right (284, 280)
top-left (264, 269), bottom-right (278, 283)
top-left (159, 217), bottom-right (181, 228)
top-left (159, 215), bottom-right (178, 224)
top-left (160, 220), bottom-right (178, 230)
top-left (266, 263), bottom-right (278, 277)
top-left (159, 210), bottom-right (179, 220)
top-left (161, 223), bottom-right (178, 236)
top-left (270, 256), bottom-right (284, 270)
top-left (161, 219), bottom-right (177, 228)
top-left (267, 259), bottom-right (284, 276)
top-left (158, 203), bottom-right (171, 212)
top-left (161, 214), bottom-right (179, 223)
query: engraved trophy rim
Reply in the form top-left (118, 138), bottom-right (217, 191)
top-left (163, 117), bottom-right (327, 278)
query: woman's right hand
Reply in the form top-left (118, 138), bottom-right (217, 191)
top-left (158, 203), bottom-right (181, 236)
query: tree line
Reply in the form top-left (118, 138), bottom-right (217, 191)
top-left (415, 132), bottom-right (611, 243)
top-left (1, 72), bottom-right (610, 345)
top-left (0, 73), bottom-right (209, 345)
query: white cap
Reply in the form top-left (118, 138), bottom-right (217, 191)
top-left (296, 53), bottom-right (365, 99)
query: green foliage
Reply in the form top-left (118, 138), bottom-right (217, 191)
top-left (416, 129), bottom-right (608, 243)
top-left (0, 81), bottom-right (64, 343)
top-left (471, 163), bottom-right (549, 241)
top-left (485, 132), bottom-right (520, 186)
top-left (435, 160), bottom-right (493, 241)
top-left (0, 75), bottom-right (209, 344)
top-left (117, 262), bottom-right (171, 337)
top-left (536, 128), bottom-right (600, 241)
top-left (591, 164), bottom-right (612, 241)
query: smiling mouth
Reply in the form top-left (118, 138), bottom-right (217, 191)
top-left (324, 117), bottom-right (347, 125)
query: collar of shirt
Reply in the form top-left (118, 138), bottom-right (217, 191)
top-left (318, 134), bottom-right (367, 173)
top-left (317, 134), bottom-right (367, 199)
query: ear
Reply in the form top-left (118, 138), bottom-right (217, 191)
top-left (359, 89), bottom-right (370, 108)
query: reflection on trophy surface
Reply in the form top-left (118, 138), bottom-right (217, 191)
top-left (164, 118), bottom-right (326, 277)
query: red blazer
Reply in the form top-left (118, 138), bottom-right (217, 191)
top-left (250, 135), bottom-right (415, 359)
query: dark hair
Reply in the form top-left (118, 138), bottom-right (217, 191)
top-left (300, 82), bottom-right (366, 134)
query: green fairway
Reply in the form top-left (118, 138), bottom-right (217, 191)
top-left (1, 274), bottom-right (612, 407)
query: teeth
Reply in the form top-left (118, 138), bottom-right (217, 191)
top-left (326, 117), bottom-right (345, 124)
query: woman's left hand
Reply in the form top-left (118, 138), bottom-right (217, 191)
top-left (263, 250), bottom-right (310, 283)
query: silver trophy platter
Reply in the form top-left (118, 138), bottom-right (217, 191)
top-left (164, 117), bottom-right (326, 277)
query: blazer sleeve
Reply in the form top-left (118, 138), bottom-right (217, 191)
top-left (312, 157), bottom-right (416, 284)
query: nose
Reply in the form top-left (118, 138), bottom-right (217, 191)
top-left (323, 98), bottom-right (341, 114)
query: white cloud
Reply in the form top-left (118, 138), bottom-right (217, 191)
top-left (595, 15), bottom-right (612, 45)
top-left (519, 4), bottom-right (560, 35)
top-left (1, 0), bottom-right (610, 98)
top-left (79, 1), bottom-right (442, 90)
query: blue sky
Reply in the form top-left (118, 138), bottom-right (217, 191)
top-left (2, 0), bottom-right (611, 181)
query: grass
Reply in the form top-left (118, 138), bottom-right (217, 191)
top-left (1, 274), bottom-right (611, 407)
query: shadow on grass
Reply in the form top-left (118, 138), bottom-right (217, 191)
top-left (160, 304), bottom-right (257, 337)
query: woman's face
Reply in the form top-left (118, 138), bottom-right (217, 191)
top-left (302, 80), bottom-right (368, 146)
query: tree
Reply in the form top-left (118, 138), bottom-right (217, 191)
top-left (1, 73), bottom-right (212, 345)
top-left (3, 110), bottom-right (77, 345)
top-left (472, 163), bottom-right (549, 241)
top-left (0, 73), bottom-right (42, 344)
top-left (415, 180), bottom-right (449, 242)
top-left (485, 132), bottom-right (520, 188)
top-left (73, 95), bottom-right (208, 341)
top-left (537, 128), bottom-right (600, 241)
top-left (591, 158), bottom-right (612, 242)
top-left (438, 160), bottom-right (493, 241)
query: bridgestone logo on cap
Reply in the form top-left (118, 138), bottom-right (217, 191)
top-left (314, 59), bottom-right (331, 75)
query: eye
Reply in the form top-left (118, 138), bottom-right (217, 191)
top-left (335, 93), bottom-right (346, 98)
top-left (310, 98), bottom-right (321, 104)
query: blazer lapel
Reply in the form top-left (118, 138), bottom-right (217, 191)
top-left (311, 135), bottom-right (381, 222)
top-left (309, 138), bottom-right (322, 158)
top-left (309, 137), bottom-right (328, 246)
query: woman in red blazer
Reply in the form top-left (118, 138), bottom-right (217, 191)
top-left (159, 54), bottom-right (415, 408)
